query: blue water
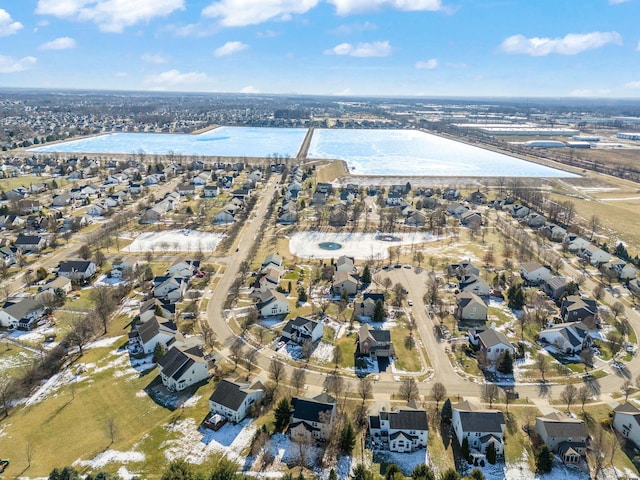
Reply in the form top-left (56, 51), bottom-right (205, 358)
top-left (308, 128), bottom-right (577, 178)
top-left (30, 126), bottom-right (307, 158)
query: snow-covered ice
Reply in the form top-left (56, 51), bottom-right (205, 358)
top-left (124, 230), bottom-right (224, 253)
top-left (289, 231), bottom-right (438, 260)
top-left (308, 128), bottom-right (577, 178)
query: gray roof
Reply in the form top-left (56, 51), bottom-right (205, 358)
top-left (388, 409), bottom-right (429, 431)
top-left (457, 410), bottom-right (505, 434)
top-left (58, 260), bottom-right (93, 273)
top-left (209, 379), bottom-right (263, 411)
top-left (291, 397), bottom-right (335, 423)
top-left (137, 317), bottom-right (177, 344)
top-left (537, 414), bottom-right (588, 439)
top-left (2, 297), bottom-right (43, 320)
top-left (478, 328), bottom-right (512, 348)
top-left (158, 345), bottom-right (206, 381)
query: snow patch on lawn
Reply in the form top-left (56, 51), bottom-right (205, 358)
top-left (290, 231), bottom-right (438, 260)
top-left (163, 417), bottom-right (256, 464)
top-left (74, 449), bottom-right (145, 469)
top-left (86, 335), bottom-right (125, 350)
top-left (182, 394), bottom-right (202, 408)
top-left (311, 341), bottom-right (335, 363)
top-left (124, 230), bottom-right (224, 253)
top-left (372, 449), bottom-right (428, 476)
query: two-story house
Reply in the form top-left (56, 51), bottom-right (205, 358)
top-left (368, 408), bottom-right (429, 453)
top-left (209, 379), bottom-right (264, 423)
top-left (452, 400), bottom-right (506, 457)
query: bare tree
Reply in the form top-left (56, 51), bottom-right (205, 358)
top-left (560, 384), bottom-right (578, 412)
top-left (622, 379), bottom-right (634, 401)
top-left (431, 382), bottom-right (447, 410)
top-left (245, 347), bottom-right (258, 379)
top-left (358, 377), bottom-right (373, 407)
top-left (0, 374), bottom-right (14, 417)
top-left (105, 416), bottom-right (118, 445)
top-left (269, 358), bottom-right (286, 388)
top-left (324, 373), bottom-right (344, 400)
top-left (200, 321), bottom-right (216, 350)
top-left (578, 385), bottom-right (591, 412)
top-left (536, 353), bottom-right (549, 382)
top-left (332, 345), bottom-right (343, 369)
top-left (611, 301), bottom-right (625, 320)
top-left (301, 340), bottom-right (315, 360)
top-left (291, 368), bottom-right (306, 394)
top-left (398, 378), bottom-right (420, 404)
top-left (588, 425), bottom-right (609, 480)
top-left (90, 286), bottom-right (117, 334)
top-left (66, 315), bottom-right (97, 356)
top-left (593, 284), bottom-right (605, 302)
top-left (229, 337), bottom-right (244, 369)
top-left (481, 383), bottom-right (500, 409)
top-left (381, 277), bottom-right (393, 292)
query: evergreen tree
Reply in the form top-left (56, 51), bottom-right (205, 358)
top-left (298, 287), bottom-right (308, 303)
top-left (486, 442), bottom-right (497, 464)
top-left (362, 264), bottom-right (372, 284)
top-left (412, 464), bottom-right (435, 480)
top-left (274, 397), bottom-right (291, 431)
top-left (48, 467), bottom-right (81, 480)
top-left (507, 283), bottom-right (525, 310)
top-left (461, 437), bottom-right (470, 462)
top-left (339, 421), bottom-right (356, 454)
top-left (467, 469), bottom-right (485, 480)
top-left (153, 342), bottom-right (167, 363)
top-left (373, 299), bottom-right (385, 322)
top-left (160, 460), bottom-right (202, 480)
top-left (535, 445), bottom-right (554, 474)
top-left (352, 465), bottom-right (374, 480)
top-left (385, 464), bottom-right (402, 480)
top-left (441, 398), bottom-right (452, 423)
top-left (329, 469), bottom-right (338, 480)
top-left (497, 350), bottom-right (514, 374)
top-left (439, 468), bottom-right (460, 480)
top-left (209, 457), bottom-right (239, 480)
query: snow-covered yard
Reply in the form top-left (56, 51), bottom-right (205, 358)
top-left (124, 230), bottom-right (224, 253)
top-left (311, 341), bottom-right (335, 363)
top-left (289, 231), bottom-right (438, 260)
top-left (74, 449), bottom-right (145, 470)
top-left (373, 449), bottom-right (428, 476)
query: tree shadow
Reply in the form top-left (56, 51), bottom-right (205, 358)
top-left (579, 411), bottom-right (597, 429)
top-left (583, 376), bottom-right (601, 397)
top-left (614, 365), bottom-right (632, 380)
top-left (43, 398), bottom-right (72, 424)
top-left (537, 381), bottom-right (552, 399)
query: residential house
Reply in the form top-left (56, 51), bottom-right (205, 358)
top-left (111, 257), bottom-right (141, 279)
top-left (405, 210), bottom-right (427, 227)
top-left (51, 194), bottom-right (72, 207)
top-left (203, 185), bottom-right (219, 198)
top-left (278, 204), bottom-right (298, 224)
top-left (57, 260), bottom-right (96, 282)
top-left (455, 292), bottom-right (488, 321)
top-left (316, 183), bottom-right (333, 194)
top-left (167, 260), bottom-right (200, 279)
top-left (460, 210), bottom-right (482, 227)
top-left (254, 266), bottom-right (282, 294)
top-left (177, 183), bottom-right (195, 196)
top-left (452, 400), bottom-right (506, 457)
top-left (449, 261), bottom-right (481, 279)
top-left (561, 295), bottom-right (597, 323)
top-left (601, 259), bottom-right (637, 281)
top-left (475, 328), bottom-right (515, 363)
top-left (130, 317), bottom-right (184, 354)
top-left (15, 234), bottom-right (46, 253)
top-left (507, 204), bottom-right (530, 218)
top-left (158, 345), bottom-right (209, 391)
top-left (540, 224), bottom-right (567, 242)
top-left (443, 189), bottom-right (460, 201)
top-left (579, 244), bottom-right (611, 266)
top-left (153, 276), bottom-right (188, 303)
top-left (0, 297), bottom-right (46, 329)
top-left (386, 192), bottom-right (403, 206)
top-left (613, 402), bottom-right (640, 448)
top-left (290, 395), bottom-right (337, 442)
top-left (526, 212), bottom-right (546, 228)
top-left (139, 301), bottom-right (175, 324)
top-left (282, 316), bottom-right (323, 345)
top-left (564, 235), bottom-right (591, 253)
top-left (87, 201), bottom-right (109, 216)
top-left (539, 322), bottom-right (592, 354)
top-left (357, 324), bottom-right (395, 358)
top-left (542, 276), bottom-right (569, 301)
top-left (355, 292), bottom-right (385, 319)
top-left (447, 202), bottom-right (469, 217)
top-left (368, 408), bottom-right (429, 453)
top-left (42, 276), bottom-right (72, 295)
top-left (17, 200), bottom-right (42, 214)
top-left (262, 253), bottom-right (283, 270)
top-left (459, 275), bottom-right (491, 297)
top-left (329, 205), bottom-right (349, 227)
top-left (333, 270), bottom-right (358, 297)
top-left (466, 191), bottom-right (487, 204)
top-left (140, 205), bottom-right (165, 224)
top-left (257, 289), bottom-right (290, 317)
top-left (535, 412), bottom-right (588, 464)
top-left (519, 261), bottom-right (552, 284)
top-left (0, 246), bottom-right (18, 266)
top-left (335, 255), bottom-right (356, 274)
top-left (209, 379), bottom-right (264, 423)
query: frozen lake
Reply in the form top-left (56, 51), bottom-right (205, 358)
top-left (308, 128), bottom-right (577, 177)
top-left (30, 126), bottom-right (307, 158)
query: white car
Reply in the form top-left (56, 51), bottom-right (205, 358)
top-left (408, 300), bottom-right (413, 306)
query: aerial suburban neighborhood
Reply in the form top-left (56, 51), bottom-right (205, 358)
top-left (2, 91), bottom-right (640, 480)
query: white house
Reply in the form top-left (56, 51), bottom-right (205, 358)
top-left (538, 322), bottom-right (592, 355)
top-left (476, 328), bottom-right (515, 363)
top-left (0, 297), bottom-right (46, 329)
top-left (209, 379), bottom-right (264, 423)
top-left (87, 201), bottom-right (109, 216)
top-left (166, 260), bottom-right (200, 278)
top-left (15, 234), bottom-right (47, 253)
top-left (153, 276), bottom-right (187, 303)
top-left (459, 275), bottom-right (492, 297)
top-left (519, 261), bottom-right (552, 284)
top-left (335, 255), bottom-right (356, 274)
top-left (130, 317), bottom-right (184, 354)
top-left (57, 261), bottom-right (97, 282)
top-left (452, 400), bottom-right (506, 457)
top-left (579, 244), bottom-right (611, 266)
top-left (262, 253), bottom-right (283, 270)
top-left (158, 345), bottom-right (209, 391)
top-left (257, 289), bottom-right (290, 317)
top-left (282, 316), bottom-right (324, 344)
top-left (368, 408), bottom-right (429, 453)
top-left (213, 210), bottom-right (235, 225)
top-left (613, 402), bottom-right (640, 448)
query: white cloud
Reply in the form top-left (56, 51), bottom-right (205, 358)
top-left (624, 81), bottom-right (640, 89)
top-left (328, 0), bottom-right (444, 15)
top-left (324, 41), bottom-right (391, 57)
top-left (141, 53), bottom-right (169, 64)
top-left (202, 0), bottom-right (318, 27)
top-left (609, 0), bottom-right (630, 4)
top-left (500, 31), bottom-right (622, 56)
top-left (145, 69), bottom-right (210, 89)
top-left (0, 8), bottom-right (23, 37)
top-left (39, 36), bottom-right (76, 50)
top-left (330, 21), bottom-right (377, 35)
top-left (240, 85), bottom-right (259, 93)
top-left (36, 0), bottom-right (185, 33)
top-left (569, 88), bottom-right (613, 96)
top-left (214, 41), bottom-right (248, 57)
top-left (0, 55), bottom-right (37, 73)
top-left (415, 58), bottom-right (438, 69)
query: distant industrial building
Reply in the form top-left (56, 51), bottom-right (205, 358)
top-left (523, 140), bottom-right (566, 148)
top-left (566, 141), bottom-right (591, 149)
top-left (572, 135), bottom-right (600, 142)
top-left (617, 132), bottom-right (640, 141)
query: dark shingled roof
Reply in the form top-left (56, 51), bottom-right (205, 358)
top-left (58, 260), bottom-right (93, 273)
top-left (388, 409), bottom-right (429, 431)
top-left (537, 414), bottom-right (588, 439)
top-left (209, 379), bottom-right (262, 411)
top-left (291, 397), bottom-right (335, 423)
top-left (158, 345), bottom-right (205, 381)
top-left (456, 408), bottom-right (505, 434)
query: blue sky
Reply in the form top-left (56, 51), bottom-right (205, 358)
top-left (0, 0), bottom-right (639, 97)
